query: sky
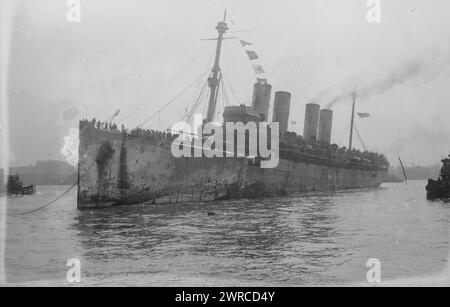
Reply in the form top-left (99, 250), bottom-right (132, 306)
top-left (2, 0), bottom-right (450, 167)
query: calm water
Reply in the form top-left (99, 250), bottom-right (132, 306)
top-left (2, 181), bottom-right (450, 286)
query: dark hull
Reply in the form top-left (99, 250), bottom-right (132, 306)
top-left (0, 185), bottom-right (36, 197)
top-left (21, 185), bottom-right (36, 196)
top-left (77, 125), bottom-right (388, 209)
top-left (426, 179), bottom-right (450, 200)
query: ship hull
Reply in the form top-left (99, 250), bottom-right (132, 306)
top-left (77, 125), bottom-right (387, 209)
top-left (426, 179), bottom-right (450, 200)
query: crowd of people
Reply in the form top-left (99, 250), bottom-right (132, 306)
top-left (282, 131), bottom-right (388, 166)
top-left (80, 118), bottom-right (121, 132)
top-left (129, 127), bottom-right (177, 142)
top-left (80, 118), bottom-right (178, 142)
top-left (79, 118), bottom-right (388, 166)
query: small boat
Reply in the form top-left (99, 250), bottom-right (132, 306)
top-left (0, 173), bottom-right (36, 196)
top-left (426, 155), bottom-right (450, 200)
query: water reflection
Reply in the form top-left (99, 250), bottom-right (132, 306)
top-left (70, 193), bottom-right (347, 283)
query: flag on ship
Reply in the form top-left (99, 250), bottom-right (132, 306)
top-left (239, 40), bottom-right (252, 47)
top-left (358, 112), bottom-right (370, 118)
top-left (245, 50), bottom-right (259, 60)
top-left (252, 65), bottom-right (265, 74)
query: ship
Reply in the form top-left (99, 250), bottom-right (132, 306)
top-left (0, 173), bottom-right (36, 197)
top-left (426, 155), bottom-right (450, 200)
top-left (77, 14), bottom-right (389, 209)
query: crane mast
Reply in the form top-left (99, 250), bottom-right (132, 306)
top-left (348, 86), bottom-right (357, 150)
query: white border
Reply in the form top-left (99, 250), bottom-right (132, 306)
top-left (0, 0), bottom-right (14, 285)
top-left (0, 1), bottom-right (447, 287)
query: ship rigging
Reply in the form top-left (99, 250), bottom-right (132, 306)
top-left (114, 12), bottom-right (372, 153)
top-left (117, 11), bottom-right (259, 132)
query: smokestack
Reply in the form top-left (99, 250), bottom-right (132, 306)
top-left (272, 91), bottom-right (291, 135)
top-left (252, 82), bottom-right (272, 121)
top-left (318, 109), bottom-right (333, 144)
top-left (303, 103), bottom-right (320, 142)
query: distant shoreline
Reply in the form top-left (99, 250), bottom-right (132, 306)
top-left (0, 160), bottom-right (76, 186)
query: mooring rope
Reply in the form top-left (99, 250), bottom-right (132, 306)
top-left (19, 160), bottom-right (96, 216)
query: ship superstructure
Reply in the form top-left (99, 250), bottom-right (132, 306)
top-left (426, 155), bottom-right (450, 200)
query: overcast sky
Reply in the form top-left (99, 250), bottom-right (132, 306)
top-left (2, 0), bottom-right (450, 166)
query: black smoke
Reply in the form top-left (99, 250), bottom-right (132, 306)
top-left (318, 56), bottom-right (447, 108)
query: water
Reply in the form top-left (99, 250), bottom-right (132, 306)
top-left (2, 181), bottom-right (449, 286)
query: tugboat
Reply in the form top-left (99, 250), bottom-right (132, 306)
top-left (0, 173), bottom-right (36, 196)
top-left (426, 155), bottom-right (450, 200)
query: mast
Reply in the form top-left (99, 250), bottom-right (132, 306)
top-left (206, 11), bottom-right (229, 123)
top-left (348, 86), bottom-right (357, 150)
